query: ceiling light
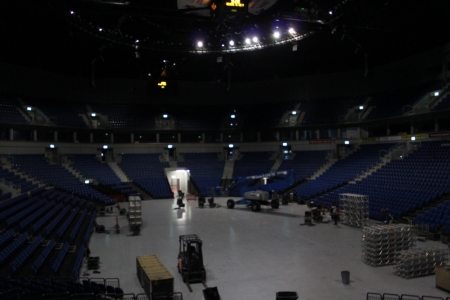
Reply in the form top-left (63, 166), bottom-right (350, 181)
top-left (197, 41), bottom-right (203, 47)
top-left (70, 10), bottom-right (74, 15)
top-left (329, 10), bottom-right (333, 15)
top-left (99, 28), bottom-right (103, 32)
top-left (229, 40), bottom-right (235, 46)
top-left (288, 28), bottom-right (296, 34)
top-left (273, 32), bottom-right (280, 38)
top-left (252, 37), bottom-right (258, 43)
top-left (245, 38), bottom-right (251, 44)
top-left (135, 39), bottom-right (139, 43)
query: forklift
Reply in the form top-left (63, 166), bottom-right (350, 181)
top-left (177, 234), bottom-right (207, 292)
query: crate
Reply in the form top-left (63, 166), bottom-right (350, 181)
top-left (136, 255), bottom-right (174, 296)
top-left (435, 266), bottom-right (450, 292)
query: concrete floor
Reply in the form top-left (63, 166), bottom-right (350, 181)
top-left (84, 197), bottom-right (450, 300)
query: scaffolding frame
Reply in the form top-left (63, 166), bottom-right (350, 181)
top-left (339, 193), bottom-right (369, 227)
top-left (362, 224), bottom-right (417, 266)
top-left (394, 246), bottom-right (449, 278)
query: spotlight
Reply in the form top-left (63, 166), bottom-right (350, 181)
top-left (288, 28), bottom-right (296, 34)
top-left (329, 10), bottom-right (333, 15)
top-left (252, 37), bottom-right (258, 43)
top-left (197, 41), bottom-right (203, 47)
top-left (103, 145), bottom-right (108, 149)
top-left (50, 144), bottom-right (55, 149)
top-left (245, 38), bottom-right (251, 44)
top-left (344, 141), bottom-right (350, 145)
top-left (99, 28), bottom-right (103, 32)
top-left (229, 40), bottom-right (235, 46)
top-left (273, 32), bottom-right (280, 38)
top-left (70, 10), bottom-right (74, 14)
top-left (135, 39), bottom-right (139, 43)
top-left (168, 144), bottom-right (173, 149)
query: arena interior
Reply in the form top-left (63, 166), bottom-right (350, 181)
top-left (1, 0), bottom-right (450, 299)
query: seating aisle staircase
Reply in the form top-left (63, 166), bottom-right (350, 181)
top-left (108, 162), bottom-right (130, 183)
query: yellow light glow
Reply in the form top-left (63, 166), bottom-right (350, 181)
top-left (225, 0), bottom-right (244, 8)
top-left (211, 2), bottom-right (217, 10)
top-left (158, 81), bottom-right (167, 89)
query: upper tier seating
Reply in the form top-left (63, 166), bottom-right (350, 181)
top-left (27, 100), bottom-right (87, 128)
top-left (119, 154), bottom-right (172, 198)
top-left (71, 155), bottom-right (122, 185)
top-left (312, 141), bottom-right (450, 222)
top-left (11, 155), bottom-right (114, 205)
top-left (278, 150), bottom-right (328, 181)
top-left (177, 153), bottom-right (224, 197)
top-left (300, 96), bottom-right (362, 125)
top-left (0, 96), bottom-right (28, 125)
top-left (90, 104), bottom-right (156, 130)
top-left (295, 143), bottom-right (393, 199)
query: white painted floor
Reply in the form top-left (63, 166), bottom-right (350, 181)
top-left (84, 197), bottom-right (450, 300)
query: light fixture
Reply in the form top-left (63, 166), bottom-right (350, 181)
top-left (329, 10), bottom-right (333, 15)
top-left (50, 144), bottom-right (55, 149)
top-left (273, 32), bottom-right (280, 38)
top-left (252, 37), bottom-right (258, 43)
top-left (434, 91), bottom-right (440, 96)
top-left (103, 145), bottom-right (108, 149)
top-left (292, 111), bottom-right (297, 115)
top-left (228, 144), bottom-right (234, 148)
top-left (135, 39), bottom-right (139, 43)
top-left (230, 114), bottom-right (236, 119)
top-left (359, 105), bottom-right (364, 110)
top-left (245, 38), bottom-right (251, 44)
top-left (229, 40), bottom-right (235, 46)
top-left (344, 141), bottom-right (350, 145)
top-left (168, 144), bottom-right (173, 149)
top-left (85, 179), bottom-right (90, 184)
top-left (163, 114), bottom-right (168, 118)
top-left (91, 113), bottom-right (96, 117)
top-left (99, 28), bottom-right (103, 32)
top-left (411, 136), bottom-right (416, 141)
top-left (282, 142), bottom-right (288, 146)
top-left (288, 28), bottom-right (296, 34)
top-left (26, 106), bottom-right (32, 111)
top-left (70, 10), bottom-right (74, 14)
top-left (197, 41), bottom-right (203, 47)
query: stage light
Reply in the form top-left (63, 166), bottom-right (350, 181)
top-left (103, 145), bottom-right (108, 149)
top-left (273, 32), bottom-right (280, 38)
top-left (252, 37), bottom-right (258, 43)
top-left (245, 38), bottom-right (251, 44)
top-left (288, 28), bottom-right (296, 34)
top-left (197, 41), bottom-right (203, 47)
top-left (229, 40), bottom-right (235, 46)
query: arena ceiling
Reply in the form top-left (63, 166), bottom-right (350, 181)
top-left (2, 0), bottom-right (450, 83)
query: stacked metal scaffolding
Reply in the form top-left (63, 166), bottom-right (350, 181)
top-left (339, 193), bottom-right (369, 227)
top-left (362, 224), bottom-right (417, 266)
top-left (394, 247), bottom-right (449, 278)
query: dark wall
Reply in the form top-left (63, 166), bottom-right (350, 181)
top-left (0, 45), bottom-right (446, 105)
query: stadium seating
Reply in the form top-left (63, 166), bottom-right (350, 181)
top-left (71, 154), bottom-right (122, 185)
top-left (0, 96), bottom-right (28, 124)
top-left (278, 150), bottom-right (328, 181)
top-left (178, 153), bottom-right (224, 197)
top-left (119, 153), bottom-right (172, 198)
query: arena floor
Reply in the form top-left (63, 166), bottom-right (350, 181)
top-left (85, 197), bottom-right (450, 300)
